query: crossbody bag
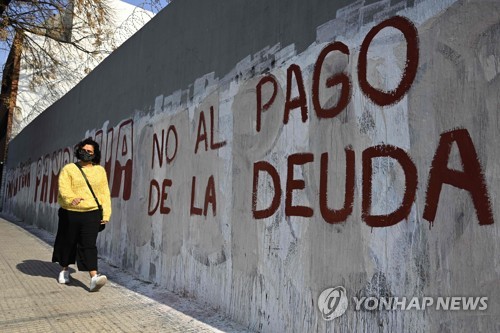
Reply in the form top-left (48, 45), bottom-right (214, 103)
top-left (74, 163), bottom-right (105, 231)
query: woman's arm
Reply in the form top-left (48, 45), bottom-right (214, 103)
top-left (99, 167), bottom-right (112, 221)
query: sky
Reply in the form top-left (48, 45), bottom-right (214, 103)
top-left (123, 0), bottom-right (149, 7)
top-left (122, 0), bottom-right (165, 14)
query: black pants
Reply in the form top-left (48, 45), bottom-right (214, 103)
top-left (52, 208), bottom-right (101, 271)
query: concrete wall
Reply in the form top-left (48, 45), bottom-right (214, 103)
top-left (3, 0), bottom-right (499, 331)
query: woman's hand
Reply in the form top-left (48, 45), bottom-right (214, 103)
top-left (100, 220), bottom-right (108, 225)
top-left (71, 198), bottom-right (84, 206)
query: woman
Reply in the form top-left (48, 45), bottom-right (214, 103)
top-left (52, 138), bottom-right (112, 292)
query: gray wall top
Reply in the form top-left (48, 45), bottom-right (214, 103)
top-left (7, 0), bottom-right (378, 166)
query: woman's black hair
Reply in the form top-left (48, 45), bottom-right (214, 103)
top-left (74, 137), bottom-right (101, 164)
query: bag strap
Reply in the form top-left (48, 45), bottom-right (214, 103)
top-left (74, 163), bottom-right (101, 208)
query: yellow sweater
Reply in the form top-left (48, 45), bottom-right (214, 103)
top-left (58, 163), bottom-right (112, 221)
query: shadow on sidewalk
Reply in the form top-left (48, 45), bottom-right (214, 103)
top-left (16, 260), bottom-right (88, 290)
top-left (4, 216), bottom-right (251, 332)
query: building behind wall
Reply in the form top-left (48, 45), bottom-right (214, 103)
top-left (12, 0), bottom-right (154, 138)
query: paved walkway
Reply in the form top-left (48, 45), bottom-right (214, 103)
top-left (0, 217), bottom-right (249, 333)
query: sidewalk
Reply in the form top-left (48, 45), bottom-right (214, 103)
top-left (0, 216), bottom-right (249, 333)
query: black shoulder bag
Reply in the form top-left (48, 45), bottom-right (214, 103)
top-left (74, 163), bottom-right (105, 232)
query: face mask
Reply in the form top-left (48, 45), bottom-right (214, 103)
top-left (79, 149), bottom-right (94, 162)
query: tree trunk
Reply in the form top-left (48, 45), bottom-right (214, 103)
top-left (0, 30), bottom-right (23, 163)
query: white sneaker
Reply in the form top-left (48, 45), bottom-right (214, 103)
top-left (58, 270), bottom-right (70, 284)
top-left (89, 274), bottom-right (107, 292)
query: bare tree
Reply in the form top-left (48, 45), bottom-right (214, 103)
top-left (1, 0), bottom-right (113, 86)
top-left (5, 0), bottom-right (171, 138)
top-left (0, 0), bottom-right (114, 161)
